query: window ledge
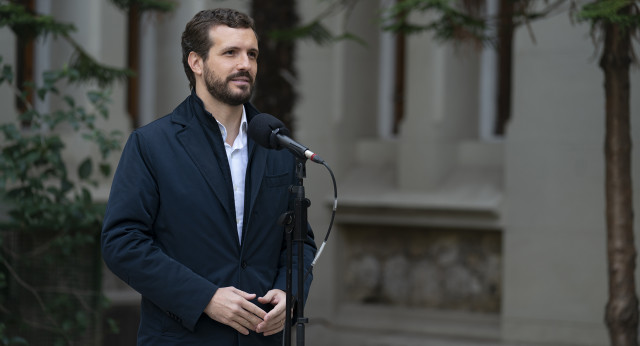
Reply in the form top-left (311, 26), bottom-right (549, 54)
top-left (337, 164), bottom-right (503, 230)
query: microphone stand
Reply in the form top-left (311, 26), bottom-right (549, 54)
top-left (280, 155), bottom-right (310, 346)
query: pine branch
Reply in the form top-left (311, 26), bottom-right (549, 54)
top-left (579, 0), bottom-right (640, 27)
top-left (384, 0), bottom-right (489, 44)
top-left (576, 0), bottom-right (640, 64)
top-left (0, 1), bottom-right (74, 40)
top-left (269, 0), bottom-right (365, 45)
top-left (66, 38), bottom-right (134, 88)
top-left (109, 0), bottom-right (176, 13)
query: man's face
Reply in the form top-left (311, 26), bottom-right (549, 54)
top-left (203, 25), bottom-right (258, 106)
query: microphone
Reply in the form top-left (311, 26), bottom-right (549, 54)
top-left (248, 113), bottom-right (325, 164)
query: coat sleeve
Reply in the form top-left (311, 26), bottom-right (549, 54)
top-left (271, 159), bottom-right (317, 307)
top-left (101, 131), bottom-right (216, 332)
top-left (272, 221), bottom-right (316, 308)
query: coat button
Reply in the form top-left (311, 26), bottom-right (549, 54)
top-left (241, 261), bottom-right (248, 269)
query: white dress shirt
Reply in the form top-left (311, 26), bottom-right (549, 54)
top-left (216, 108), bottom-right (248, 245)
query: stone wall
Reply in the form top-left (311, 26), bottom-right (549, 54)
top-left (341, 225), bottom-right (502, 313)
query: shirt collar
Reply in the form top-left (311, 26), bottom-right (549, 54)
top-left (216, 106), bottom-right (248, 147)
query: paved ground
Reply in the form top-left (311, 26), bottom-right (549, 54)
top-left (301, 323), bottom-right (550, 346)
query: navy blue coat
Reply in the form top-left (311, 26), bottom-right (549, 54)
top-left (101, 93), bottom-right (316, 345)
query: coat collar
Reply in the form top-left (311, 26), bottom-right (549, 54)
top-left (169, 90), bottom-right (262, 126)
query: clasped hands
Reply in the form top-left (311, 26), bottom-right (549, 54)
top-left (204, 286), bottom-right (287, 336)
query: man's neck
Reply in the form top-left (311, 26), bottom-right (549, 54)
top-left (195, 87), bottom-right (243, 145)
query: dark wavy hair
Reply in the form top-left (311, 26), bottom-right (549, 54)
top-left (181, 8), bottom-right (256, 90)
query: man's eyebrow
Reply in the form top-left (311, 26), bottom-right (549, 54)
top-left (216, 45), bottom-right (259, 53)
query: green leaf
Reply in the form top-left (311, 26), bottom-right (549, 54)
top-left (18, 109), bottom-right (38, 123)
top-left (61, 179), bottom-right (74, 195)
top-left (43, 69), bottom-right (63, 86)
top-left (99, 163), bottom-right (111, 177)
top-left (81, 187), bottom-right (92, 204)
top-left (0, 123), bottom-right (21, 141)
top-left (63, 95), bottom-right (75, 107)
top-left (77, 158), bottom-right (92, 180)
top-left (107, 317), bottom-right (121, 334)
top-left (1, 64), bottom-right (13, 84)
top-left (36, 87), bottom-right (48, 100)
top-left (86, 90), bottom-right (103, 104)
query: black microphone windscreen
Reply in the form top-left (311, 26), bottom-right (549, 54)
top-left (248, 113), bottom-right (291, 149)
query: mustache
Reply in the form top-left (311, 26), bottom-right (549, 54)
top-left (227, 71), bottom-right (254, 84)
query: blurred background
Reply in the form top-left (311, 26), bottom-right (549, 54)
top-left (1, 0), bottom-right (639, 345)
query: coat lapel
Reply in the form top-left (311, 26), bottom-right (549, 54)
top-left (244, 104), bottom-right (268, 226)
top-left (174, 96), bottom-right (234, 222)
top-left (172, 95), bottom-right (269, 245)
top-left (246, 138), bottom-right (267, 220)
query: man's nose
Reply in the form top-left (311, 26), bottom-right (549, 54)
top-left (236, 53), bottom-right (252, 70)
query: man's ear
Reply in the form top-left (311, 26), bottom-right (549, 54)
top-left (188, 51), bottom-right (203, 76)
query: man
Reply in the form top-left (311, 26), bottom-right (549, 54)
top-left (101, 8), bottom-right (316, 345)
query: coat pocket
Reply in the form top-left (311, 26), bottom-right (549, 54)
top-left (263, 172), bottom-right (290, 188)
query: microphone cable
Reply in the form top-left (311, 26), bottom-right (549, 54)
top-left (247, 113), bottom-right (337, 285)
top-left (303, 160), bottom-right (337, 284)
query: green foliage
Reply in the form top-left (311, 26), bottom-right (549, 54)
top-left (269, 20), bottom-right (335, 44)
top-left (0, 0), bottom-right (148, 344)
top-left (269, 0), bottom-right (366, 46)
top-left (0, 0), bottom-right (133, 88)
top-left (0, 2), bottom-right (178, 343)
top-left (0, 59), bottom-right (121, 344)
top-left (0, 0), bottom-right (178, 88)
top-left (110, 0), bottom-right (177, 13)
top-left (383, 0), bottom-right (488, 44)
top-left (68, 43), bottom-right (134, 88)
top-left (578, 0), bottom-right (640, 27)
top-left (0, 2), bottom-right (75, 40)
top-left (383, 0), bottom-right (640, 42)
top-left (274, 0), bottom-right (490, 46)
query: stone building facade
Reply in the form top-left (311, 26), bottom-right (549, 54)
top-left (1, 1), bottom-right (639, 345)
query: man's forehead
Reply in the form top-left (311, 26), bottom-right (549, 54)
top-left (209, 25), bottom-right (258, 46)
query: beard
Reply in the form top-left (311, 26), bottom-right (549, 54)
top-left (204, 66), bottom-right (255, 106)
